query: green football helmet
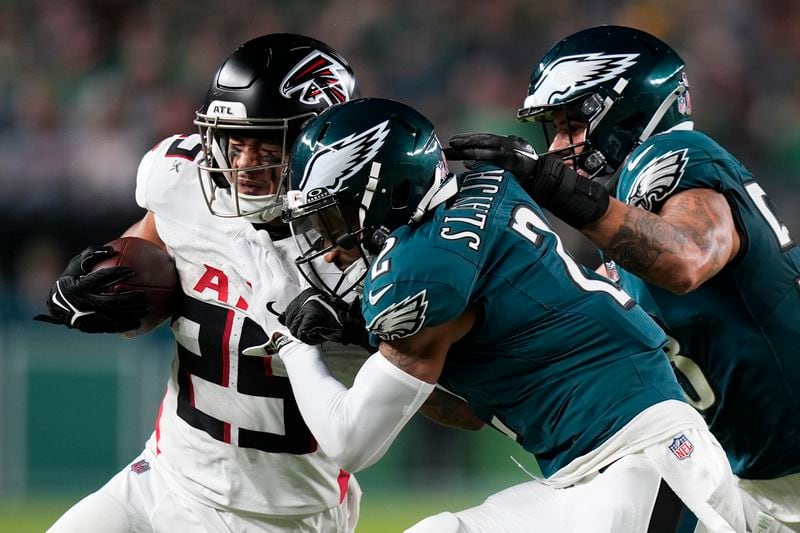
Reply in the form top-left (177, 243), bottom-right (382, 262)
top-left (284, 97), bottom-right (456, 298)
top-left (517, 25), bottom-right (692, 179)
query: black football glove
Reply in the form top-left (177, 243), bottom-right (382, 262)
top-left (446, 133), bottom-right (609, 228)
top-left (279, 287), bottom-right (371, 349)
top-left (34, 245), bottom-right (148, 333)
top-left (445, 133), bottom-right (541, 177)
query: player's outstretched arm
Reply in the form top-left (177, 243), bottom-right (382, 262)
top-left (583, 190), bottom-right (740, 294)
top-left (272, 308), bottom-right (476, 473)
top-left (279, 287), bottom-right (484, 431)
top-left (446, 134), bottom-right (740, 294)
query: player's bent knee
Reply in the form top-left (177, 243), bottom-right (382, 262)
top-left (48, 490), bottom-right (134, 532)
top-left (405, 512), bottom-right (464, 533)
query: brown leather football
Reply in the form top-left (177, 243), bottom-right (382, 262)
top-left (91, 237), bottom-right (179, 337)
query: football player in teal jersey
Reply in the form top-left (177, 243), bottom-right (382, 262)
top-left (243, 97), bottom-right (746, 532)
top-left (446, 25), bottom-right (800, 532)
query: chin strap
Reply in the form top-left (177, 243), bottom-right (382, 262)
top-left (638, 85), bottom-right (687, 144)
top-left (411, 172), bottom-right (459, 224)
top-left (239, 193), bottom-right (285, 223)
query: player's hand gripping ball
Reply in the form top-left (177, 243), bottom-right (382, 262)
top-left (90, 237), bottom-right (179, 337)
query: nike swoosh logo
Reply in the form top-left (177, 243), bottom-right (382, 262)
top-left (368, 284), bottom-right (393, 306)
top-left (265, 301), bottom-right (281, 317)
top-left (513, 148), bottom-right (539, 161)
top-left (627, 145), bottom-right (654, 172)
top-left (55, 280), bottom-right (95, 326)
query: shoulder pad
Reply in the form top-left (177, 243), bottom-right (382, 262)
top-left (617, 131), bottom-right (721, 212)
top-left (135, 134), bottom-right (202, 211)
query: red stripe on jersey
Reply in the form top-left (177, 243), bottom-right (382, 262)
top-left (154, 390), bottom-right (167, 455)
top-left (263, 355), bottom-right (273, 376)
top-left (337, 470), bottom-right (351, 503)
top-left (223, 422), bottom-right (231, 444)
top-left (221, 309), bottom-right (235, 387)
top-left (235, 296), bottom-right (249, 311)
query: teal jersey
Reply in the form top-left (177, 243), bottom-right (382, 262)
top-left (613, 129), bottom-right (800, 479)
top-left (361, 168), bottom-right (685, 477)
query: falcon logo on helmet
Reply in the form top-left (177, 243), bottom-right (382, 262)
top-left (298, 120), bottom-right (391, 193)
top-left (525, 53), bottom-right (639, 106)
top-left (626, 148), bottom-right (689, 211)
top-left (281, 51), bottom-right (353, 106)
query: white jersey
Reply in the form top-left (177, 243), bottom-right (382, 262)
top-left (135, 134), bottom-right (355, 517)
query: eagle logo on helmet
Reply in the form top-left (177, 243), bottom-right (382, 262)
top-left (525, 53), bottom-right (639, 107)
top-left (626, 148), bottom-right (689, 211)
top-left (281, 51), bottom-right (352, 106)
top-left (298, 120), bottom-right (391, 194)
top-left (367, 290), bottom-right (429, 340)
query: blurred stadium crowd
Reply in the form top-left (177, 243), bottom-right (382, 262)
top-left (2, 0), bottom-right (800, 320)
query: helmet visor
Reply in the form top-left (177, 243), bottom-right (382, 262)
top-left (286, 193), bottom-right (367, 298)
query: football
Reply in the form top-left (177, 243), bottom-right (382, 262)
top-left (91, 236), bottom-right (180, 337)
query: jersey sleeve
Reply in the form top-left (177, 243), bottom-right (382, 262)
top-left (361, 234), bottom-right (474, 342)
top-left (617, 131), bottom-right (727, 213)
top-left (133, 134), bottom-right (205, 220)
top-left (134, 138), bottom-right (169, 211)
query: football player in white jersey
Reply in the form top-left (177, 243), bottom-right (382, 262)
top-left (38, 34), bottom-right (368, 533)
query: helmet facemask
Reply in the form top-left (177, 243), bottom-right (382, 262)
top-left (285, 190), bottom-right (375, 300)
top-left (520, 93), bottom-right (612, 179)
top-left (195, 109), bottom-right (317, 223)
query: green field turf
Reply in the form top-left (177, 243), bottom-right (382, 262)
top-left (2, 399), bottom-right (532, 532)
top-left (0, 492), bottom-right (485, 532)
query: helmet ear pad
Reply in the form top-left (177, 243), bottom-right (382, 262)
top-left (390, 180), bottom-right (412, 210)
top-left (362, 225), bottom-right (391, 255)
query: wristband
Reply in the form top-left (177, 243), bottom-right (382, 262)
top-left (529, 157), bottom-right (610, 228)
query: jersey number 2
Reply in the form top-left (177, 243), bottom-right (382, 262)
top-left (509, 205), bottom-right (633, 307)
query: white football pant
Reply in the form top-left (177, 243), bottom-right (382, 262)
top-left (47, 447), bottom-right (361, 533)
top-left (407, 426), bottom-right (745, 533)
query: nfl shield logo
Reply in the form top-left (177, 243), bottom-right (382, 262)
top-left (668, 434), bottom-right (694, 460)
top-left (130, 459), bottom-right (151, 474)
top-left (604, 260), bottom-right (620, 282)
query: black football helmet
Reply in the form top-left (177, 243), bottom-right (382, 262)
top-left (517, 25), bottom-right (692, 181)
top-left (194, 33), bottom-right (359, 222)
top-left (283, 97), bottom-right (456, 299)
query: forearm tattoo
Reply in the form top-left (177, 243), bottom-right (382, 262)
top-left (421, 389), bottom-right (483, 430)
top-left (380, 342), bottom-right (420, 375)
top-left (605, 209), bottom-right (685, 276)
top-left (603, 192), bottom-right (727, 278)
